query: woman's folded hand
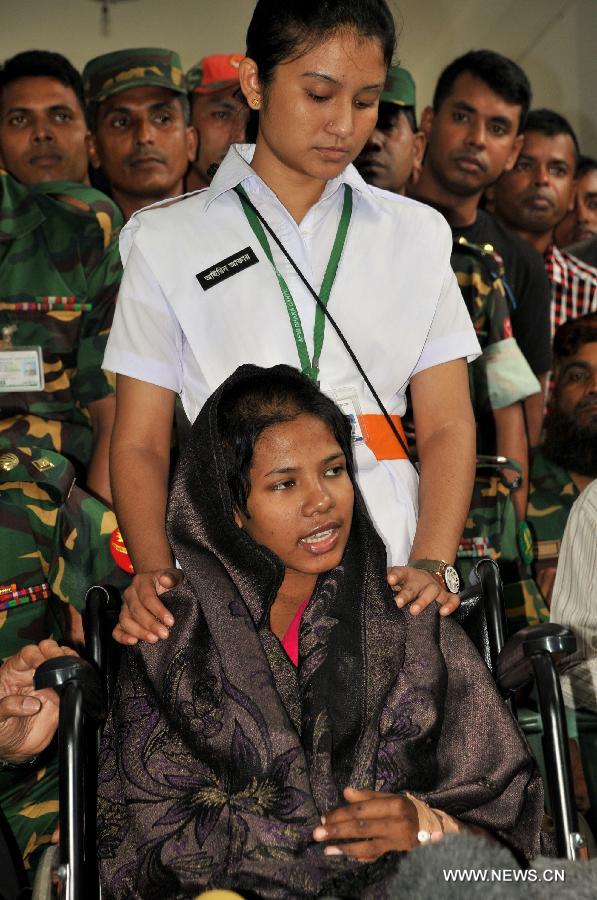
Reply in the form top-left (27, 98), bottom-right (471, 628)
top-left (387, 566), bottom-right (460, 616)
top-left (312, 787), bottom-right (419, 861)
top-left (112, 569), bottom-right (183, 645)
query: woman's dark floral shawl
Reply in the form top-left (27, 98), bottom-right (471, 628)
top-left (98, 365), bottom-right (544, 899)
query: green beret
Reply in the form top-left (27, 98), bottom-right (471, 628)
top-left (381, 66), bottom-right (416, 109)
top-left (83, 47), bottom-right (187, 105)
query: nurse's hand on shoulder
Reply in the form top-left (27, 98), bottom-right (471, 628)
top-left (112, 569), bottom-right (183, 645)
top-left (113, 565), bottom-right (459, 645)
top-left (386, 566), bottom-right (460, 616)
top-left (313, 788), bottom-right (419, 861)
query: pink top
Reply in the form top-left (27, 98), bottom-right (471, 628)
top-left (281, 597), bottom-right (311, 666)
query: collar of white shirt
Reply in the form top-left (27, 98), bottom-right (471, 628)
top-left (205, 142), bottom-right (372, 212)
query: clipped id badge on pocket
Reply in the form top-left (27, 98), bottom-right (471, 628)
top-left (0, 345), bottom-right (45, 392)
top-left (0, 323), bottom-right (44, 392)
top-left (333, 387), bottom-right (368, 446)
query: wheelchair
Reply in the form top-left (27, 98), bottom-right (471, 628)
top-left (29, 560), bottom-right (587, 898)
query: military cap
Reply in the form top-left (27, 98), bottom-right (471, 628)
top-left (186, 54), bottom-right (243, 94)
top-left (381, 65), bottom-right (416, 110)
top-left (83, 47), bottom-right (186, 105)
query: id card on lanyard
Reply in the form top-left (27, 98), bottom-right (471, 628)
top-left (235, 184), bottom-right (353, 383)
top-left (333, 387), bottom-right (368, 446)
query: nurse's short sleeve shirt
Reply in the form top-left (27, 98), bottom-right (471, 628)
top-left (104, 151), bottom-right (479, 413)
top-left (103, 146), bottom-right (480, 565)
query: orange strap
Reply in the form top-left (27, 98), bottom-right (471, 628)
top-left (360, 414), bottom-right (409, 461)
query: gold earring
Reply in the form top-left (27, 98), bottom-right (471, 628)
top-left (252, 97), bottom-right (260, 108)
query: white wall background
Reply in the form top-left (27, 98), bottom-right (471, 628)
top-left (2, 0), bottom-right (596, 151)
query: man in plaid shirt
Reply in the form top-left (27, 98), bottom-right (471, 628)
top-left (491, 109), bottom-right (597, 336)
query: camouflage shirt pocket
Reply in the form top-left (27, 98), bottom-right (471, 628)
top-left (0, 304), bottom-right (84, 418)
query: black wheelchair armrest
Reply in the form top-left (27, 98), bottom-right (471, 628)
top-left (454, 583), bottom-right (492, 672)
top-left (473, 558), bottom-right (508, 662)
top-left (496, 623), bottom-right (577, 693)
top-left (456, 558), bottom-right (507, 675)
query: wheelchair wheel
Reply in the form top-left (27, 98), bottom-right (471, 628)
top-left (31, 844), bottom-right (59, 900)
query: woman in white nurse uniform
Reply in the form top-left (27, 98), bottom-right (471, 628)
top-left (104, 0), bottom-right (481, 645)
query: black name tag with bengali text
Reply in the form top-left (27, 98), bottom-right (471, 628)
top-left (196, 247), bottom-right (259, 290)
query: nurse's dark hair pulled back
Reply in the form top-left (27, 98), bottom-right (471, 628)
top-left (246, 0), bottom-right (396, 89)
top-left (218, 365), bottom-right (355, 517)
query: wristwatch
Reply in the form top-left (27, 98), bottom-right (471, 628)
top-left (408, 559), bottom-right (460, 594)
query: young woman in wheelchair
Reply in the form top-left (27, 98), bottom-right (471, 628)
top-left (98, 365), bottom-right (547, 899)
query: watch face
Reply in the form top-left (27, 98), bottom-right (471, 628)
top-left (444, 565), bottom-right (460, 594)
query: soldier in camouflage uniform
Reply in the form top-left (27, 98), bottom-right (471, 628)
top-left (0, 169), bottom-right (122, 500)
top-left (84, 48), bottom-right (197, 221)
top-left (0, 445), bottom-right (131, 879)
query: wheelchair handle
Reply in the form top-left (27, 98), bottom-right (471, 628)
top-left (34, 656), bottom-right (106, 724)
top-left (83, 584), bottom-right (122, 675)
top-left (497, 624), bottom-right (577, 693)
top-left (522, 624), bottom-right (578, 659)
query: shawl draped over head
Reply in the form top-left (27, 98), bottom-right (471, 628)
top-left (98, 364), bottom-right (545, 900)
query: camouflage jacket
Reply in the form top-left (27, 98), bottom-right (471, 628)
top-left (494, 447), bottom-right (577, 632)
top-left (0, 172), bottom-right (123, 471)
top-left (453, 242), bottom-right (546, 626)
top-left (0, 446), bottom-right (130, 661)
top-left (454, 240), bottom-right (524, 578)
top-left (453, 237), bottom-right (511, 352)
top-left (453, 238), bottom-right (538, 453)
top-left (453, 237), bottom-right (509, 459)
top-left (527, 446), bottom-right (579, 568)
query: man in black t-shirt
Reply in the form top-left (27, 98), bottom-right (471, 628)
top-left (409, 50), bottom-right (551, 447)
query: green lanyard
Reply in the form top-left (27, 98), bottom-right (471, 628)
top-left (235, 184), bottom-right (353, 382)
